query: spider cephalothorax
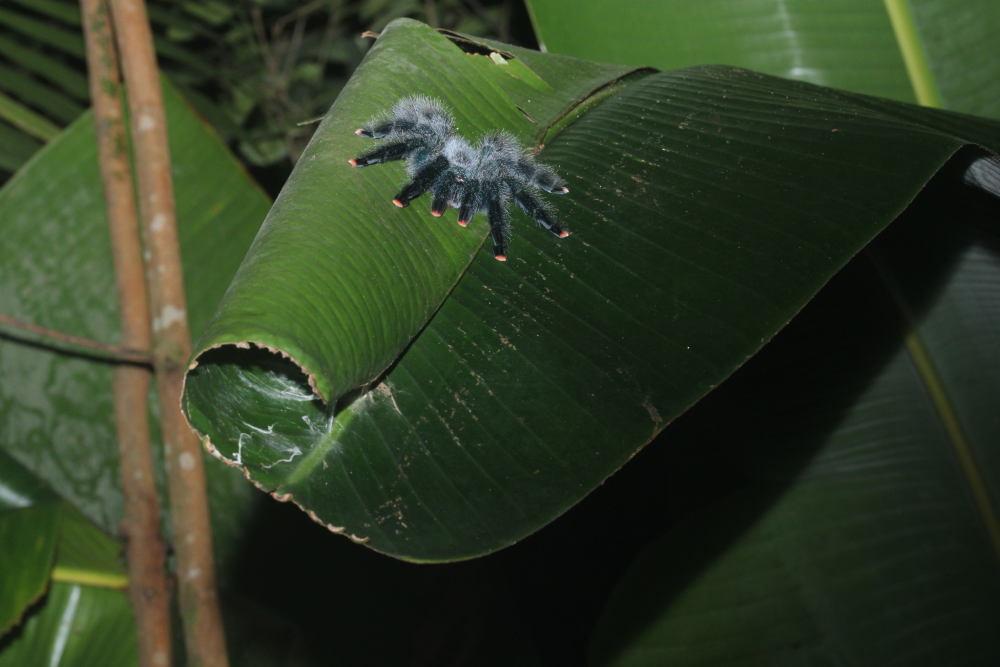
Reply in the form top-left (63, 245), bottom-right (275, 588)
top-left (350, 96), bottom-right (569, 261)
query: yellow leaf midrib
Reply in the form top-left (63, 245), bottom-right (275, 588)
top-left (883, 0), bottom-right (942, 108)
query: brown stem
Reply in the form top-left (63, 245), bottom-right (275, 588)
top-left (0, 313), bottom-right (152, 365)
top-left (78, 1), bottom-right (171, 667)
top-left (106, 0), bottom-right (229, 665)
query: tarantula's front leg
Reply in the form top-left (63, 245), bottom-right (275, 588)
top-left (513, 160), bottom-right (569, 194)
top-left (350, 140), bottom-right (415, 167)
top-left (430, 176), bottom-right (465, 218)
top-left (355, 118), bottom-right (417, 139)
top-left (486, 191), bottom-right (510, 261)
top-left (393, 155), bottom-right (450, 208)
top-left (430, 188), bottom-right (450, 217)
top-left (456, 185), bottom-right (484, 229)
top-left (533, 172), bottom-right (569, 194)
top-left (512, 187), bottom-right (569, 238)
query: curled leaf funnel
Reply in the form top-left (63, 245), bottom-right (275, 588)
top-left (183, 19), bottom-right (1000, 561)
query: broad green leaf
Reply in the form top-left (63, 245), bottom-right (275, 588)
top-left (0, 120), bottom-right (42, 174)
top-left (0, 582), bottom-right (137, 667)
top-left (0, 90), bottom-right (60, 142)
top-left (188, 20), bottom-right (633, 404)
top-left (0, 78), bottom-right (270, 566)
top-left (0, 506), bottom-right (60, 637)
top-left (182, 20), bottom-right (1000, 561)
top-left (0, 448), bottom-right (60, 512)
top-left (0, 35), bottom-right (89, 101)
top-left (0, 451), bottom-right (128, 651)
top-left (0, 451), bottom-right (61, 637)
top-left (525, 0), bottom-right (1000, 119)
top-left (0, 0), bottom-right (230, 185)
top-left (0, 8), bottom-right (85, 58)
top-left (587, 181), bottom-right (1000, 664)
top-left (0, 63), bottom-right (84, 125)
top-left (896, 0), bottom-right (1000, 115)
top-left (51, 504), bottom-right (128, 590)
top-left (7, 0), bottom-right (82, 27)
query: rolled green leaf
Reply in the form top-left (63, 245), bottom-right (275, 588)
top-left (182, 19), bottom-right (1000, 562)
top-left (188, 19), bottom-right (635, 403)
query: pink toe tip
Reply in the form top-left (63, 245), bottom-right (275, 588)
top-left (559, 231), bottom-right (569, 238)
top-left (561, 187), bottom-right (569, 193)
top-left (348, 158), bottom-right (358, 166)
top-left (495, 254), bottom-right (507, 262)
top-left (392, 199), bottom-right (404, 208)
top-left (458, 219), bottom-right (468, 227)
top-left (431, 210), bottom-right (442, 217)
top-left (355, 129), bottom-right (363, 135)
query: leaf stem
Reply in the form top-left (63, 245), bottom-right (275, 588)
top-left (0, 313), bottom-right (152, 365)
top-left (902, 330), bottom-right (1000, 563)
top-left (866, 250), bottom-right (1000, 565)
top-left (51, 567), bottom-right (129, 590)
top-left (883, 0), bottom-right (941, 107)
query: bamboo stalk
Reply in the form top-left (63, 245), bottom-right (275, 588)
top-left (79, 1), bottom-right (171, 666)
top-left (104, 0), bottom-right (229, 664)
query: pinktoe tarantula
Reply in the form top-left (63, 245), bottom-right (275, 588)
top-left (349, 96), bottom-right (569, 261)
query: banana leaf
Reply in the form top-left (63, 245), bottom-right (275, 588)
top-left (0, 0), bottom-right (230, 179)
top-left (0, 78), bottom-right (270, 566)
top-left (0, 583), bottom-right (136, 667)
top-left (0, 449), bottom-right (61, 637)
top-left (588, 177), bottom-right (1000, 664)
top-left (0, 450), bottom-right (136, 667)
top-left (524, 0), bottom-right (1000, 119)
top-left (181, 19), bottom-right (1000, 562)
top-left (520, 2), bottom-right (1000, 662)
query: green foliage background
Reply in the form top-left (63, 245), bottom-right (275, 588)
top-left (0, 0), bottom-right (531, 185)
top-left (1, 0), bottom-right (999, 665)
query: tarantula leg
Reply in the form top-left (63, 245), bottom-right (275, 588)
top-left (393, 155), bottom-right (449, 208)
top-left (430, 190), bottom-right (449, 217)
top-left (487, 192), bottom-right (510, 261)
top-left (457, 190), bottom-right (479, 228)
top-left (513, 189), bottom-right (569, 238)
top-left (350, 140), bottom-right (414, 167)
top-left (356, 118), bottom-right (417, 139)
top-left (530, 166), bottom-right (569, 194)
